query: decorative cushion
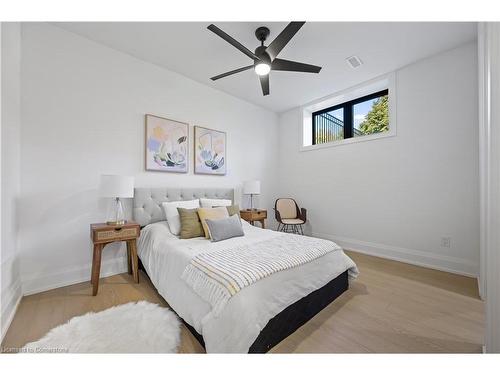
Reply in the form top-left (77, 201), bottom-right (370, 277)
top-left (225, 204), bottom-right (241, 218)
top-left (205, 214), bottom-right (244, 242)
top-left (200, 198), bottom-right (232, 208)
top-left (177, 208), bottom-right (205, 239)
top-left (276, 198), bottom-right (297, 219)
top-left (281, 218), bottom-right (305, 225)
top-left (162, 199), bottom-right (200, 236)
top-left (197, 207), bottom-right (229, 238)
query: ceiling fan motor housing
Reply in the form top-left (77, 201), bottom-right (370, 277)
top-left (255, 26), bottom-right (270, 44)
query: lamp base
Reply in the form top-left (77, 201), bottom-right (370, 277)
top-left (106, 220), bottom-right (127, 226)
top-left (106, 197), bottom-right (126, 226)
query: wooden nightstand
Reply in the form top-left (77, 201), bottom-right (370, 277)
top-left (240, 209), bottom-right (267, 229)
top-left (90, 222), bottom-right (140, 296)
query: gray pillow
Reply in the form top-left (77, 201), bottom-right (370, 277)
top-left (205, 214), bottom-right (244, 242)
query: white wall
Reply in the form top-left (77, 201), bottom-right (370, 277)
top-left (278, 42), bottom-right (479, 276)
top-left (19, 23), bottom-right (279, 294)
top-left (481, 22), bottom-right (500, 354)
top-left (1, 22), bottom-right (22, 339)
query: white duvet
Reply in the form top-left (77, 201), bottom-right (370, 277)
top-left (138, 220), bottom-right (358, 353)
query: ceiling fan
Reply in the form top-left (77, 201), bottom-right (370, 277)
top-left (207, 22), bottom-right (322, 96)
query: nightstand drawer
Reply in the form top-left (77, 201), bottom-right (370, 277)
top-left (240, 209), bottom-right (267, 221)
top-left (94, 227), bottom-right (139, 242)
top-left (251, 210), bottom-right (267, 220)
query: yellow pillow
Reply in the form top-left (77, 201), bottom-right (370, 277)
top-left (197, 207), bottom-right (229, 238)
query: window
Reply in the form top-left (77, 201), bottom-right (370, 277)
top-left (312, 89), bottom-right (389, 145)
top-left (301, 74), bottom-right (395, 150)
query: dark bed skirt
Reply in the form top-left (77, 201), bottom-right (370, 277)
top-left (139, 259), bottom-right (349, 353)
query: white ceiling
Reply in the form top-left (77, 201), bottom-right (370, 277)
top-left (53, 22), bottom-right (477, 113)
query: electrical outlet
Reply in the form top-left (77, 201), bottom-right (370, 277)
top-left (441, 237), bottom-right (451, 248)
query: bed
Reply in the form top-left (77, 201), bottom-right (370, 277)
top-left (134, 187), bottom-right (358, 353)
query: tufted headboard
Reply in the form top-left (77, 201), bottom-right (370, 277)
top-left (133, 187), bottom-right (234, 227)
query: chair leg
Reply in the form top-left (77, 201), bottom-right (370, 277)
top-left (299, 225), bottom-right (304, 235)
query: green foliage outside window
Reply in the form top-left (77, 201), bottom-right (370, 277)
top-left (358, 95), bottom-right (389, 135)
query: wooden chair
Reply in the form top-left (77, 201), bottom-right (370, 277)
top-left (274, 198), bottom-right (307, 235)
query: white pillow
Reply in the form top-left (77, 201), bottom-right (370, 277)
top-left (161, 199), bottom-right (200, 236)
top-left (200, 198), bottom-right (232, 208)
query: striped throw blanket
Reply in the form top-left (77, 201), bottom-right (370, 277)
top-left (181, 233), bottom-right (341, 315)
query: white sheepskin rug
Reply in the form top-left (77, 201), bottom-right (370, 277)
top-left (23, 301), bottom-right (181, 353)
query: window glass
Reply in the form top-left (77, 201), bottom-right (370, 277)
top-left (314, 108), bottom-right (344, 144)
top-left (353, 95), bottom-right (389, 137)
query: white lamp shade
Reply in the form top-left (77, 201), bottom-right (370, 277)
top-left (99, 175), bottom-right (134, 198)
top-left (243, 180), bottom-right (261, 195)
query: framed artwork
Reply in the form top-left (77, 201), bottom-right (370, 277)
top-left (145, 114), bottom-right (188, 173)
top-left (194, 126), bottom-right (227, 175)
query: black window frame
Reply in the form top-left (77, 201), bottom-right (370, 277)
top-left (312, 89), bottom-right (389, 145)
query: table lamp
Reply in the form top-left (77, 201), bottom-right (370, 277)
top-left (243, 180), bottom-right (261, 211)
top-left (99, 175), bottom-right (134, 225)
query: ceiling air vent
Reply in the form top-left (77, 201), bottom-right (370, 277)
top-left (346, 55), bottom-right (363, 69)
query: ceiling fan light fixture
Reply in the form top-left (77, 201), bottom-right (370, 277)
top-left (254, 62), bottom-right (271, 76)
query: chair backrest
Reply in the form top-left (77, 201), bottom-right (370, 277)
top-left (276, 198), bottom-right (298, 219)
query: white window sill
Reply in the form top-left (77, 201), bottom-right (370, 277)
top-left (300, 129), bottom-right (396, 152)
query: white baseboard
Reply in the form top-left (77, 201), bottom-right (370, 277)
top-left (1, 279), bottom-right (23, 343)
top-left (22, 256), bottom-right (128, 296)
top-left (313, 232), bottom-right (479, 277)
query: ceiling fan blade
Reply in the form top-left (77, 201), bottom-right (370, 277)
top-left (272, 58), bottom-right (321, 73)
top-left (259, 75), bottom-right (270, 96)
top-left (207, 24), bottom-right (260, 61)
top-left (211, 65), bottom-right (254, 81)
top-left (265, 22), bottom-right (305, 60)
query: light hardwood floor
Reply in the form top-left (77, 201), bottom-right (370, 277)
top-left (1, 251), bottom-right (484, 353)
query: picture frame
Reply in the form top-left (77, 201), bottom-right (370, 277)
top-left (145, 114), bottom-right (189, 173)
top-left (194, 126), bottom-right (227, 175)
